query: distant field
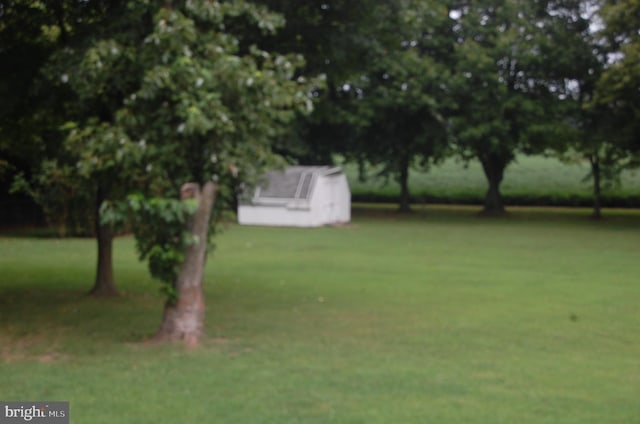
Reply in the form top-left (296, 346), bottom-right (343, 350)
top-left (344, 155), bottom-right (640, 206)
top-left (1, 207), bottom-right (639, 423)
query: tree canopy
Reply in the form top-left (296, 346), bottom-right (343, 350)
top-left (593, 0), bottom-right (640, 164)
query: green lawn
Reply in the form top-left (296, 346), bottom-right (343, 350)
top-left (345, 155), bottom-right (640, 205)
top-left (1, 207), bottom-right (639, 423)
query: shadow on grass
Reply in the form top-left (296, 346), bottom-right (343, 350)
top-left (0, 286), bottom-right (161, 353)
top-left (0, 226), bottom-right (85, 239)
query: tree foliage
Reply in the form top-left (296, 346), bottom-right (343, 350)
top-left (102, 194), bottom-right (198, 300)
top-left (543, 0), bottom-right (625, 218)
top-left (246, 0), bottom-right (391, 164)
top-left (352, 1), bottom-right (453, 211)
top-left (449, 0), bottom-right (578, 212)
top-left (593, 0), bottom-right (640, 164)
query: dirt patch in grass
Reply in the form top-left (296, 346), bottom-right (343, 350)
top-left (0, 328), bottom-right (72, 363)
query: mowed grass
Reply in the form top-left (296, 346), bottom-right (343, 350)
top-left (345, 155), bottom-right (640, 203)
top-left (1, 207), bottom-right (639, 423)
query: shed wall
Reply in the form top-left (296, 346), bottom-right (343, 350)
top-left (238, 205), bottom-right (323, 227)
top-left (237, 170), bottom-right (351, 227)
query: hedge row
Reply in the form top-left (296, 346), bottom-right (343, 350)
top-left (351, 191), bottom-right (640, 208)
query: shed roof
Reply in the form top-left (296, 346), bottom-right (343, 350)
top-left (246, 166), bottom-right (343, 206)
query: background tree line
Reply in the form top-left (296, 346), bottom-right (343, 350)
top-left (250, 0), bottom-right (638, 216)
top-left (2, 0), bottom-right (638, 221)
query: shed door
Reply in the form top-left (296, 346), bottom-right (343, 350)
top-left (327, 177), bottom-right (340, 222)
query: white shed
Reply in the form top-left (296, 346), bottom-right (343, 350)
top-left (238, 166), bottom-right (351, 227)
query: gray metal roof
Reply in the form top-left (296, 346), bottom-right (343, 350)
top-left (248, 166), bottom-right (343, 205)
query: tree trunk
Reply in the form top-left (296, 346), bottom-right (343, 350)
top-left (480, 155), bottom-right (506, 214)
top-left (398, 154), bottom-right (411, 213)
top-left (89, 186), bottom-right (119, 297)
top-left (155, 181), bottom-right (217, 346)
top-left (590, 154), bottom-right (602, 219)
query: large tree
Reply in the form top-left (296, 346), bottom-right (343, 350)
top-left (449, 0), bottom-right (574, 213)
top-left (95, 1), bottom-right (315, 344)
top-left (545, 0), bottom-right (621, 218)
top-left (352, 1), bottom-right (454, 212)
top-left (592, 0), bottom-right (640, 167)
top-left (545, 0), bottom-right (639, 218)
top-left (3, 1), bottom-right (151, 295)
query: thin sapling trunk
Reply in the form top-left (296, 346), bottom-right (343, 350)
top-left (90, 186), bottom-right (119, 296)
